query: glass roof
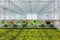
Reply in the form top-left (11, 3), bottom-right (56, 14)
top-left (0, 0), bottom-right (56, 14)
top-left (0, 0), bottom-right (60, 20)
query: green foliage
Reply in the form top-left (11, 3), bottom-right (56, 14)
top-left (0, 29), bottom-right (60, 40)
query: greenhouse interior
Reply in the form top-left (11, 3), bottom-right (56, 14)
top-left (0, 0), bottom-right (60, 40)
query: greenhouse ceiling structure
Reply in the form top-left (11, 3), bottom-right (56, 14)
top-left (0, 0), bottom-right (60, 20)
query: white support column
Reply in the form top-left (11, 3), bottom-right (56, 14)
top-left (54, 0), bottom-right (60, 31)
top-left (37, 14), bottom-right (40, 20)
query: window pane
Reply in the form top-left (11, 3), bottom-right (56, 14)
top-left (27, 14), bottom-right (37, 20)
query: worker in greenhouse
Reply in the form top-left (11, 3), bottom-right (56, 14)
top-left (22, 20), bottom-right (27, 28)
top-left (45, 20), bottom-right (54, 27)
top-left (45, 20), bottom-right (50, 26)
top-left (13, 21), bottom-right (20, 28)
top-left (45, 20), bottom-right (51, 24)
top-left (33, 21), bottom-right (37, 28)
top-left (0, 21), bottom-right (3, 28)
top-left (3, 21), bottom-right (8, 27)
top-left (1, 20), bottom-right (5, 27)
top-left (9, 20), bottom-right (14, 27)
top-left (40, 21), bottom-right (45, 27)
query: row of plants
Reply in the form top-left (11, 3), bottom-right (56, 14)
top-left (0, 28), bottom-right (60, 40)
top-left (0, 29), bottom-right (13, 38)
top-left (16, 29), bottom-right (48, 40)
top-left (0, 29), bottom-right (23, 40)
top-left (40, 29), bottom-right (60, 40)
top-left (0, 20), bottom-right (55, 29)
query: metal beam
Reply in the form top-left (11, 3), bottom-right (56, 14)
top-left (8, 0), bottom-right (26, 13)
top-left (41, 1), bottom-right (55, 13)
top-left (38, 0), bottom-right (55, 14)
top-left (0, 6), bottom-right (23, 15)
top-left (29, 0), bottom-right (32, 13)
top-left (46, 0), bottom-right (59, 13)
